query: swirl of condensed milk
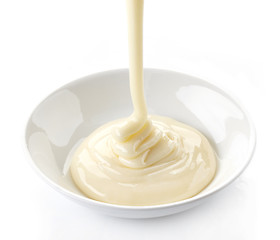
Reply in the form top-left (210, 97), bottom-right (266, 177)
top-left (111, 119), bottom-right (182, 168)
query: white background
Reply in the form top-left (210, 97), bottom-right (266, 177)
top-left (0, 0), bottom-right (279, 239)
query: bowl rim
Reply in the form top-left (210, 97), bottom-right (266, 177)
top-left (24, 68), bottom-right (257, 210)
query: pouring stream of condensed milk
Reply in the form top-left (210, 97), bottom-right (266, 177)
top-left (70, 0), bottom-right (217, 206)
top-left (113, 0), bottom-right (147, 142)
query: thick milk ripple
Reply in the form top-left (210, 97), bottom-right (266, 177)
top-left (71, 116), bottom-right (216, 205)
top-left (111, 119), bottom-right (181, 168)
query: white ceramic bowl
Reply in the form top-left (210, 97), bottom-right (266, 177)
top-left (25, 69), bottom-right (256, 218)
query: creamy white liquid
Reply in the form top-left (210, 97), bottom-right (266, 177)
top-left (70, 0), bottom-right (216, 206)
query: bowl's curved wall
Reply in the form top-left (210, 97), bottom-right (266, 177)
top-left (25, 69), bottom-right (256, 218)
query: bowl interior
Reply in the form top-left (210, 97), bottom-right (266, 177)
top-left (25, 69), bottom-right (255, 205)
